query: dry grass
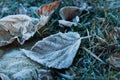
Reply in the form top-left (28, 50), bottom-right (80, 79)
top-left (0, 0), bottom-right (120, 80)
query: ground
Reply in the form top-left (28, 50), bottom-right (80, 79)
top-left (0, 0), bottom-right (120, 80)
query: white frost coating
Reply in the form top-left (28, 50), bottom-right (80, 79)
top-left (59, 20), bottom-right (77, 27)
top-left (0, 14), bottom-right (39, 46)
top-left (0, 49), bottom-right (52, 80)
top-left (59, 6), bottom-right (81, 27)
top-left (22, 32), bottom-right (81, 69)
top-left (0, 73), bottom-right (10, 80)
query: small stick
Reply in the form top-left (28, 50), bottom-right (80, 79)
top-left (81, 35), bottom-right (93, 40)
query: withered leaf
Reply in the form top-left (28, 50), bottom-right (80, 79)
top-left (0, 50), bottom-right (53, 80)
top-left (0, 1), bottom-right (60, 47)
top-left (59, 6), bottom-right (81, 27)
top-left (36, 1), bottom-right (60, 16)
top-left (21, 32), bottom-right (81, 69)
top-left (33, 1), bottom-right (60, 31)
top-left (0, 15), bottom-right (39, 47)
top-left (59, 6), bottom-right (81, 21)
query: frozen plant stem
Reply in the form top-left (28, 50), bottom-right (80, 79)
top-left (81, 35), bottom-right (92, 40)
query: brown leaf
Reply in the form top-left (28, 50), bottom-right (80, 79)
top-left (0, 15), bottom-right (39, 46)
top-left (36, 1), bottom-right (60, 16)
top-left (59, 6), bottom-right (81, 21)
top-left (0, 1), bottom-right (60, 47)
top-left (35, 1), bottom-right (60, 30)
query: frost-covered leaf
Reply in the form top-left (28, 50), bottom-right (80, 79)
top-left (0, 14), bottom-right (39, 47)
top-left (0, 73), bottom-right (10, 80)
top-left (0, 49), bottom-right (53, 80)
top-left (22, 32), bottom-right (81, 69)
top-left (59, 6), bottom-right (81, 27)
top-left (58, 20), bottom-right (77, 27)
top-left (107, 52), bottom-right (120, 69)
top-left (59, 3), bottom-right (92, 27)
top-left (59, 6), bottom-right (81, 21)
top-left (0, 1), bottom-right (60, 47)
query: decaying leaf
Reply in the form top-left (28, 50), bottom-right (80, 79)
top-left (0, 15), bottom-right (39, 47)
top-left (0, 1), bottom-right (60, 47)
top-left (107, 52), bottom-right (120, 69)
top-left (36, 1), bottom-right (60, 16)
top-left (59, 2), bottom-right (92, 27)
top-left (59, 6), bottom-right (81, 21)
top-left (34, 1), bottom-right (60, 31)
top-left (21, 32), bottom-right (81, 69)
top-left (0, 49), bottom-right (53, 80)
top-left (59, 6), bottom-right (81, 27)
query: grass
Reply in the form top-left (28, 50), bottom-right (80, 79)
top-left (0, 0), bottom-right (120, 80)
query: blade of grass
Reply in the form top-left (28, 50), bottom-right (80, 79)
top-left (83, 47), bottom-right (105, 63)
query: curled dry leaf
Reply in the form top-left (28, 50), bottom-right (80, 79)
top-left (59, 6), bottom-right (81, 27)
top-left (0, 15), bottom-right (39, 46)
top-left (0, 1), bottom-right (60, 47)
top-left (21, 32), bottom-right (81, 69)
top-left (59, 6), bottom-right (81, 21)
top-left (35, 1), bottom-right (60, 30)
top-left (36, 1), bottom-right (60, 16)
top-left (59, 2), bottom-right (92, 27)
top-left (107, 52), bottom-right (120, 69)
top-left (0, 50), bottom-right (53, 80)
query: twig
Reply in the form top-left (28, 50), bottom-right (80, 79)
top-left (81, 35), bottom-right (92, 40)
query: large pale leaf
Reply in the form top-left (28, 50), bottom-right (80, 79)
top-left (22, 32), bottom-right (81, 69)
top-left (0, 49), bottom-right (53, 80)
top-left (0, 14), bottom-right (39, 47)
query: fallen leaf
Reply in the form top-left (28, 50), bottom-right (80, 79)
top-left (0, 49), bottom-right (53, 80)
top-left (107, 52), bottom-right (120, 69)
top-left (59, 6), bottom-right (81, 21)
top-left (36, 1), bottom-right (60, 16)
top-left (59, 6), bottom-right (81, 27)
top-left (0, 14), bottom-right (39, 47)
top-left (35, 1), bottom-right (60, 30)
top-left (0, 1), bottom-right (60, 47)
top-left (21, 32), bottom-right (81, 69)
top-left (12, 69), bottom-right (53, 80)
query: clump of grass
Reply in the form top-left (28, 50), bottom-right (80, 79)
top-left (50, 0), bottom-right (120, 80)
